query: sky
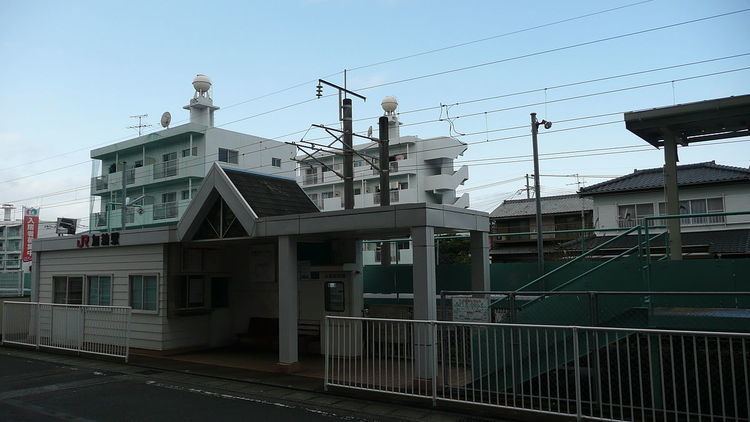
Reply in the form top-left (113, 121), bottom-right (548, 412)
top-left (1, 0), bottom-right (748, 225)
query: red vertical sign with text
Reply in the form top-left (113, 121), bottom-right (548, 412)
top-left (22, 207), bottom-right (39, 262)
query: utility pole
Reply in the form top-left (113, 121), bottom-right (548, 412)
top-left (525, 174), bottom-right (531, 199)
top-left (121, 161), bottom-right (127, 231)
top-left (128, 114), bottom-right (151, 136)
top-left (531, 113), bottom-right (552, 274)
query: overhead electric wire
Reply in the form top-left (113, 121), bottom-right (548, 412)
top-left (3, 5), bottom-right (747, 175)
top-left (352, 7), bottom-right (750, 91)
top-left (0, 2), bottom-right (656, 175)
top-left (31, 135), bottom-right (750, 219)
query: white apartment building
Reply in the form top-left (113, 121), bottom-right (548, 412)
top-left (296, 97), bottom-right (470, 264)
top-left (89, 75), bottom-right (297, 230)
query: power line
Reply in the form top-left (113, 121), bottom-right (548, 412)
top-left (28, 135), bottom-right (750, 217)
top-left (3, 5), bottom-right (747, 176)
top-left (353, 8), bottom-right (750, 91)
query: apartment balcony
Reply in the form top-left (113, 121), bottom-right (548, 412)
top-left (423, 165), bottom-right (469, 192)
top-left (4, 259), bottom-right (21, 270)
top-left (451, 192), bottom-right (470, 208)
top-left (91, 156), bottom-right (205, 195)
top-left (90, 199), bottom-right (191, 230)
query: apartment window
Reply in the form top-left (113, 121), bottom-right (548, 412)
top-left (182, 147), bottom-right (198, 157)
top-left (354, 187), bottom-right (361, 195)
top-left (163, 152), bottom-right (177, 162)
top-left (218, 148), bottom-right (238, 164)
top-left (53, 276), bottom-right (83, 304)
top-left (108, 163), bottom-right (117, 174)
top-left (398, 181), bottom-right (408, 190)
top-left (617, 203), bottom-right (654, 228)
top-left (271, 157), bottom-right (281, 167)
top-left (130, 275), bottom-right (158, 311)
top-left (134, 160), bottom-right (143, 168)
top-left (181, 190), bottom-right (191, 201)
top-left (178, 275), bottom-right (206, 309)
top-left (87, 275), bottom-right (112, 306)
top-left (321, 166), bottom-right (329, 173)
top-left (354, 160), bottom-right (363, 167)
top-left (397, 241), bottom-right (410, 250)
top-left (162, 192), bottom-right (176, 203)
top-left (322, 192), bottom-right (334, 200)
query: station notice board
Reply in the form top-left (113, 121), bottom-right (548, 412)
top-left (451, 297), bottom-right (490, 322)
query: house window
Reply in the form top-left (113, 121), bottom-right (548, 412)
top-left (218, 148), bottom-right (238, 164)
top-left (53, 276), bottom-right (83, 304)
top-left (271, 157), bottom-right (281, 167)
top-left (617, 203), bottom-right (654, 228)
top-left (87, 275), bottom-right (112, 306)
top-left (178, 275), bottom-right (206, 309)
top-left (182, 147), bottom-right (198, 157)
top-left (659, 197), bottom-right (725, 225)
top-left (130, 275), bottom-right (158, 311)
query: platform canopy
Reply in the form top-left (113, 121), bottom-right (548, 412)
top-left (623, 94), bottom-right (750, 261)
top-left (624, 94), bottom-right (750, 147)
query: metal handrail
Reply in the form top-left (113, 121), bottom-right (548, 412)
top-left (513, 225), bottom-right (643, 293)
top-left (324, 315), bottom-right (750, 338)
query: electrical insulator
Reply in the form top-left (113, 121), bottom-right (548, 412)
top-left (316, 84), bottom-right (323, 98)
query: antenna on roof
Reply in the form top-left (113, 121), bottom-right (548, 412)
top-left (128, 114), bottom-right (152, 136)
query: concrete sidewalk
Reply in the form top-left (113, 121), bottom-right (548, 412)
top-left (0, 347), bottom-right (510, 422)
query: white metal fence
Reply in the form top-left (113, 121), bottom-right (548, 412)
top-left (325, 316), bottom-right (750, 421)
top-left (1, 301), bottom-right (131, 361)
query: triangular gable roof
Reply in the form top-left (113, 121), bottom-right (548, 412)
top-left (177, 164), bottom-right (319, 241)
top-left (177, 163), bottom-right (258, 241)
top-left (579, 161), bottom-right (750, 196)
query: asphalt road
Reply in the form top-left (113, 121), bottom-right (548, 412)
top-left (0, 354), bottom-right (359, 421)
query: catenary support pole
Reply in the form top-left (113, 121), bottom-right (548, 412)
top-left (342, 98), bottom-right (354, 210)
top-left (379, 116), bottom-right (391, 265)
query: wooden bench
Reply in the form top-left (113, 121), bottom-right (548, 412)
top-left (238, 317), bottom-right (279, 351)
top-left (298, 319), bottom-right (321, 355)
top-left (238, 318), bottom-right (321, 354)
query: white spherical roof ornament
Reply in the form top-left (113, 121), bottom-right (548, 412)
top-left (192, 74), bottom-right (212, 97)
top-left (381, 96), bottom-right (398, 115)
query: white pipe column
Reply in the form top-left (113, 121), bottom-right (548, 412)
top-left (470, 231), bottom-right (490, 291)
top-left (277, 235), bottom-right (298, 365)
top-left (411, 225), bottom-right (436, 379)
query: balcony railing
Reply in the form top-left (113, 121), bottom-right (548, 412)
top-left (619, 214), bottom-right (725, 228)
top-left (125, 168), bottom-right (135, 185)
top-left (153, 159), bottom-right (178, 180)
top-left (303, 175), bottom-right (319, 186)
top-left (93, 175), bottom-right (108, 191)
top-left (153, 202), bottom-right (179, 220)
top-left (373, 190), bottom-right (400, 205)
